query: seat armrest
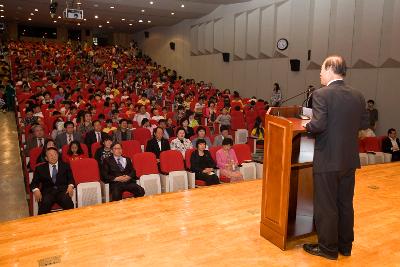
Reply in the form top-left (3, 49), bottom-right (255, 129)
top-left (100, 181), bottom-right (110, 203)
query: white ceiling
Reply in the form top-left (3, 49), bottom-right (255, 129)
top-left (1, 0), bottom-right (250, 32)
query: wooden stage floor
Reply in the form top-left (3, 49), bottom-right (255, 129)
top-left (1, 163), bottom-right (400, 266)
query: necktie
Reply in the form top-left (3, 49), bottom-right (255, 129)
top-left (38, 138), bottom-right (43, 147)
top-left (51, 165), bottom-right (58, 184)
top-left (67, 134), bottom-right (72, 144)
top-left (116, 158), bottom-right (124, 171)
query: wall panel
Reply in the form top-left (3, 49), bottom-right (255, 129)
top-left (246, 8), bottom-right (260, 58)
top-left (213, 19), bottom-right (224, 52)
top-left (275, 0), bottom-right (291, 57)
top-left (198, 23), bottom-right (206, 54)
top-left (205, 21), bottom-right (214, 53)
top-left (234, 12), bottom-right (247, 59)
top-left (260, 5), bottom-right (275, 58)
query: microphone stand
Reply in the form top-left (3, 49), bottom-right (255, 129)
top-left (279, 88), bottom-right (313, 120)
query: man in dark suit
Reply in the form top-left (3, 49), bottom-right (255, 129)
top-left (85, 120), bottom-right (109, 156)
top-left (30, 147), bottom-right (75, 215)
top-left (146, 127), bottom-right (170, 159)
top-left (303, 55), bottom-right (369, 260)
top-left (55, 121), bottom-right (82, 149)
top-left (101, 142), bottom-right (145, 201)
top-left (382, 128), bottom-right (400, 161)
top-left (25, 124), bottom-right (46, 155)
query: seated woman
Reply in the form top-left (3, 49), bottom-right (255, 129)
top-left (141, 118), bottom-right (156, 133)
top-left (251, 117), bottom-right (265, 145)
top-left (170, 127), bottom-right (193, 159)
top-left (180, 117), bottom-right (195, 139)
top-left (94, 135), bottom-right (114, 165)
top-left (216, 138), bottom-right (243, 183)
top-left (190, 139), bottom-right (220, 186)
top-left (191, 126), bottom-right (212, 149)
top-left (36, 138), bottom-right (58, 164)
top-left (65, 141), bottom-right (87, 163)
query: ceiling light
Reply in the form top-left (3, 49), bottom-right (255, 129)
top-left (58, 15), bottom-right (61, 18)
top-left (93, 4), bottom-right (98, 7)
top-left (77, 23), bottom-right (80, 26)
top-left (138, 19), bottom-right (143, 23)
top-left (53, 20), bottom-right (57, 23)
top-left (34, 8), bottom-right (38, 12)
top-left (0, 15), bottom-right (4, 18)
top-left (94, 15), bottom-right (98, 19)
top-left (129, 23), bottom-right (132, 26)
top-left (28, 18), bottom-right (32, 20)
top-left (30, 12), bottom-right (34, 15)
top-left (0, 5), bottom-right (4, 8)
top-left (77, 1), bottom-right (81, 5)
top-left (98, 25), bottom-right (102, 28)
top-left (150, 1), bottom-right (154, 4)
top-left (106, 21), bottom-right (110, 24)
top-left (181, 4), bottom-right (185, 8)
top-left (110, 6), bottom-right (114, 9)
top-left (83, 18), bottom-right (87, 21)
top-left (121, 18), bottom-right (125, 21)
top-left (171, 12), bottom-right (175, 15)
top-left (0, 9), bottom-right (4, 12)
top-left (141, 9), bottom-right (145, 13)
top-left (147, 20), bottom-right (151, 23)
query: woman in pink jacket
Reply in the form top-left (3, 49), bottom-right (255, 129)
top-left (216, 138), bottom-right (243, 182)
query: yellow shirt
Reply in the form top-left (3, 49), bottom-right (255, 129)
top-left (137, 99), bottom-right (150, 106)
top-left (251, 128), bottom-right (264, 140)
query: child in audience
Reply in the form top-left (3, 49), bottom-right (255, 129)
top-left (66, 141), bottom-right (87, 163)
top-left (103, 119), bottom-right (117, 134)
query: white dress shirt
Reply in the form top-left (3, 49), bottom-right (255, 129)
top-left (114, 156), bottom-right (127, 169)
top-left (327, 79), bottom-right (344, 86)
top-left (390, 137), bottom-right (399, 151)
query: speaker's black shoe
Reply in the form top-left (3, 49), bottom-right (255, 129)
top-left (303, 243), bottom-right (338, 260)
top-left (339, 248), bottom-right (351, 256)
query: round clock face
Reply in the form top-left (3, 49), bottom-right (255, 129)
top-left (277, 38), bottom-right (288, 51)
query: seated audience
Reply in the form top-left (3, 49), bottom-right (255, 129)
top-left (146, 127), bottom-right (171, 159)
top-left (36, 138), bottom-right (58, 165)
top-left (170, 127), bottom-right (193, 158)
top-left (213, 125), bottom-right (233, 146)
top-left (141, 118), bottom-right (156, 133)
top-left (205, 101), bottom-right (217, 124)
top-left (22, 108), bottom-right (40, 126)
top-left (251, 117), bottom-right (265, 144)
top-left (190, 139), bottom-right (220, 186)
top-left (216, 138), bottom-right (243, 182)
top-left (113, 119), bottom-right (133, 143)
top-left (151, 108), bottom-right (165, 121)
top-left (382, 128), bottom-right (400, 162)
top-left (77, 112), bottom-right (93, 137)
top-left (55, 121), bottom-right (82, 149)
top-left (30, 147), bottom-right (75, 215)
top-left (215, 107), bottom-right (231, 130)
top-left (65, 141), bottom-right (87, 163)
top-left (103, 119), bottom-right (117, 134)
top-left (165, 118), bottom-right (176, 138)
top-left (191, 126), bottom-right (212, 149)
top-left (101, 142), bottom-right (145, 201)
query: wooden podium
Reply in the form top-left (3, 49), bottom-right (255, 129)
top-left (260, 106), bottom-right (315, 250)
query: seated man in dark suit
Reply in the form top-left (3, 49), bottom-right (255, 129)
top-left (101, 142), bottom-right (145, 201)
top-left (30, 147), bottom-right (75, 215)
top-left (85, 120), bottom-right (109, 157)
top-left (146, 127), bottom-right (170, 160)
top-left (25, 124), bottom-right (46, 155)
top-left (55, 121), bottom-right (82, 149)
top-left (382, 128), bottom-right (400, 161)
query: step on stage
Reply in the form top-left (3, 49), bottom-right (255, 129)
top-left (0, 163), bottom-right (399, 266)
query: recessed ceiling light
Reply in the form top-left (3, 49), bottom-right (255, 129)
top-left (58, 15), bottom-right (61, 18)
top-left (28, 18), bottom-right (32, 20)
top-left (0, 15), bottom-right (4, 18)
top-left (53, 20), bottom-right (57, 23)
top-left (94, 15), bottom-right (98, 19)
top-left (83, 18), bottom-right (87, 21)
top-left (0, 5), bottom-right (4, 8)
top-left (138, 19), bottom-right (143, 23)
top-left (147, 20), bottom-right (151, 23)
top-left (98, 25), bottom-right (102, 28)
top-left (30, 12), bottom-right (34, 15)
top-left (110, 6), bottom-right (114, 9)
top-left (150, 1), bottom-right (154, 4)
top-left (34, 8), bottom-right (38, 12)
top-left (141, 9), bottom-right (145, 13)
top-left (121, 18), bottom-right (125, 21)
top-left (93, 4), bottom-right (98, 7)
top-left (77, 1), bottom-right (81, 5)
top-left (181, 4), bottom-right (185, 8)
top-left (171, 12), bottom-right (175, 15)
top-left (129, 23), bottom-right (132, 26)
top-left (77, 23), bottom-right (80, 26)
top-left (106, 21), bottom-right (110, 24)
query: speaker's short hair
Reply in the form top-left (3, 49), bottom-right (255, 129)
top-left (323, 55), bottom-right (347, 77)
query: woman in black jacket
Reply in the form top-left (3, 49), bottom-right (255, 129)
top-left (190, 139), bottom-right (220, 185)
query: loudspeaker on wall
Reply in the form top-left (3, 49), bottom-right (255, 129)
top-left (169, 42), bottom-right (175, 50)
top-left (290, 59), bottom-right (300, 71)
top-left (222, 52), bottom-right (230, 62)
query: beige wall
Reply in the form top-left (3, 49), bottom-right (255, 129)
top-left (133, 0), bottom-right (400, 135)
